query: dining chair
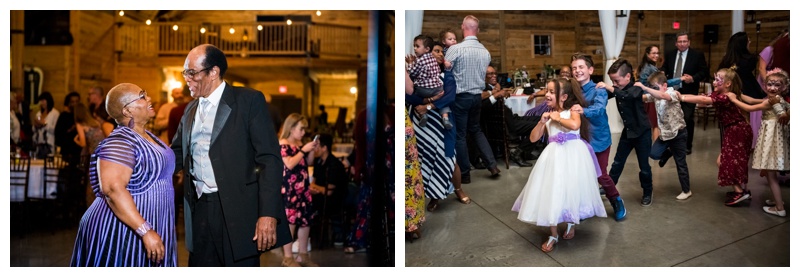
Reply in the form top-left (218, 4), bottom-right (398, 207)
top-left (10, 156), bottom-right (31, 236)
top-left (485, 98), bottom-right (511, 169)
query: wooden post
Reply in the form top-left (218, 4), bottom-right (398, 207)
top-left (10, 11), bottom-right (24, 94)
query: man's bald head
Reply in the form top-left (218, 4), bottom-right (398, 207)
top-left (462, 15), bottom-right (480, 37)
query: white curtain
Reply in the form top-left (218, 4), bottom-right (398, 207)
top-left (598, 10), bottom-right (629, 133)
top-left (732, 11), bottom-right (744, 34)
top-left (406, 10), bottom-right (424, 55)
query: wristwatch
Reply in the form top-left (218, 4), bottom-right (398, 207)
top-left (426, 104), bottom-right (432, 110)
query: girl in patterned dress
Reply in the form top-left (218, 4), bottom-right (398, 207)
top-left (278, 113), bottom-right (319, 267)
top-left (678, 68), bottom-right (753, 206)
top-left (725, 69), bottom-right (789, 216)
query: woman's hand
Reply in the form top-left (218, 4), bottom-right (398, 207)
top-left (301, 140), bottom-right (318, 153)
top-left (429, 91), bottom-right (445, 103)
top-left (414, 105), bottom-right (428, 115)
top-left (725, 92), bottom-right (737, 100)
top-left (142, 229), bottom-right (165, 263)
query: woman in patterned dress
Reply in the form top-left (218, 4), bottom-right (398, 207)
top-left (678, 68), bottom-right (753, 206)
top-left (405, 41), bottom-right (469, 213)
top-left (726, 69), bottom-right (790, 216)
top-left (405, 72), bottom-right (425, 240)
top-left (71, 83), bottom-right (176, 267)
top-left (278, 113), bottom-right (319, 267)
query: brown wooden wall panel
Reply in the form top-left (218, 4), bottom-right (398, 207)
top-left (76, 11), bottom-right (117, 97)
top-left (114, 64), bottom-right (163, 105)
top-left (421, 10), bottom-right (789, 79)
top-left (23, 46), bottom-right (71, 110)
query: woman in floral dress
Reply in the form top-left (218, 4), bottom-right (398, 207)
top-left (278, 113), bottom-right (319, 267)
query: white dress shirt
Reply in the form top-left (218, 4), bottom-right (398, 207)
top-left (190, 82), bottom-right (226, 196)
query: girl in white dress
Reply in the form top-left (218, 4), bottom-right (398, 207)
top-left (512, 78), bottom-right (607, 253)
top-left (726, 69), bottom-right (789, 217)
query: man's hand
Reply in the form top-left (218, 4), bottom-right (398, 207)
top-left (634, 82), bottom-right (644, 88)
top-left (683, 74), bottom-right (694, 84)
top-left (253, 216), bottom-right (277, 252)
top-left (444, 60), bottom-right (452, 69)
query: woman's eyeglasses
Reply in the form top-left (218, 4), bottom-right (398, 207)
top-left (122, 90), bottom-right (147, 109)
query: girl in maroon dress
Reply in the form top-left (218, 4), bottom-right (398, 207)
top-left (678, 67), bottom-right (753, 206)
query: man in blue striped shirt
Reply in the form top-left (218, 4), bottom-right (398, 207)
top-left (444, 15), bottom-right (497, 183)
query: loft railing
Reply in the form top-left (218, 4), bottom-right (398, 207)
top-left (117, 22), bottom-right (360, 59)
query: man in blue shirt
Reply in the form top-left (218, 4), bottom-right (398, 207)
top-left (570, 53), bottom-right (626, 221)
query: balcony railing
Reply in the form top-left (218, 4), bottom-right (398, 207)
top-left (117, 22), bottom-right (360, 59)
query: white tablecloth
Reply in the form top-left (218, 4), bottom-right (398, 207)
top-left (332, 143), bottom-right (353, 155)
top-left (10, 158), bottom-right (58, 202)
top-left (504, 96), bottom-right (537, 116)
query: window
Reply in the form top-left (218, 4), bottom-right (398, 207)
top-left (532, 34), bottom-right (552, 56)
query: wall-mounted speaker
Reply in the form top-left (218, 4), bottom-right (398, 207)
top-left (704, 25), bottom-right (719, 44)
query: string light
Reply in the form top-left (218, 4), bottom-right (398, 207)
top-left (257, 25), bottom-right (263, 31)
top-left (119, 11), bottom-right (124, 17)
top-left (145, 19), bottom-right (151, 25)
top-left (316, 10), bottom-right (321, 16)
top-left (200, 27), bottom-right (206, 34)
top-left (229, 27), bottom-right (235, 34)
top-left (350, 87), bottom-right (357, 94)
top-left (286, 19), bottom-right (293, 25)
top-left (172, 25), bottom-right (178, 31)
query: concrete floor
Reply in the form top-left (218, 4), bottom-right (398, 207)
top-left (405, 126), bottom-right (790, 267)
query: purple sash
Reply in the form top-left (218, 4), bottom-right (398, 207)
top-left (549, 132), bottom-right (602, 178)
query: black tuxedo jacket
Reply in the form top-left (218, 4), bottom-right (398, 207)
top-left (171, 82), bottom-right (291, 260)
top-left (661, 47), bottom-right (709, 95)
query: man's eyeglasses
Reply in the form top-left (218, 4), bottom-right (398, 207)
top-left (122, 90), bottom-right (147, 109)
top-left (182, 67), bottom-right (212, 80)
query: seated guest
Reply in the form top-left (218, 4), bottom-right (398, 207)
top-left (310, 134), bottom-right (349, 244)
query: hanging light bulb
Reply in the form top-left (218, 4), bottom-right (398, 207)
top-left (286, 19), bottom-right (293, 25)
top-left (172, 25), bottom-right (178, 31)
top-left (119, 10), bottom-right (124, 17)
top-left (200, 27), bottom-right (206, 34)
top-left (316, 10), bottom-right (321, 16)
top-left (145, 19), bottom-right (151, 25)
top-left (229, 27), bottom-right (235, 34)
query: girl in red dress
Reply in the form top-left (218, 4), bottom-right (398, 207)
top-left (678, 67), bottom-right (753, 206)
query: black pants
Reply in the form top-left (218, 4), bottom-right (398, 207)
top-left (650, 128), bottom-right (690, 193)
top-left (189, 192), bottom-right (260, 267)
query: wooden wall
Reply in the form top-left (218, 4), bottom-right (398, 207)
top-left (23, 46), bottom-right (72, 110)
top-left (76, 11), bottom-right (117, 98)
top-left (420, 10), bottom-right (789, 79)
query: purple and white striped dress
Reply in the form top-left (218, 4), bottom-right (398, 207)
top-left (70, 127), bottom-right (176, 267)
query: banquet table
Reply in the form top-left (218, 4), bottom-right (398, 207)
top-left (504, 95), bottom-right (538, 116)
top-left (10, 157), bottom-right (60, 202)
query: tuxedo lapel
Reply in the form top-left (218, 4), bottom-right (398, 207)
top-left (183, 100), bottom-right (199, 155)
top-left (211, 84), bottom-right (235, 147)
